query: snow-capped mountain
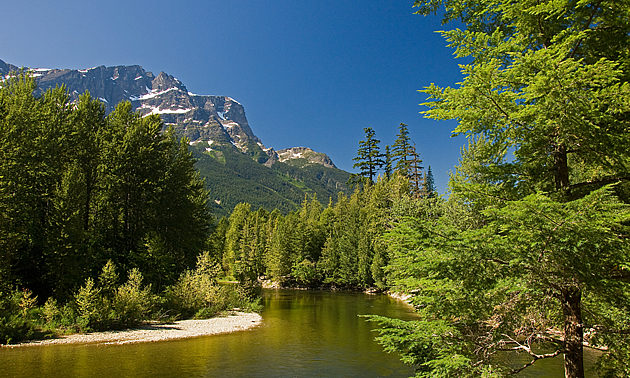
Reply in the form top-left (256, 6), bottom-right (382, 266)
top-left (1, 60), bottom-right (336, 169)
top-left (1, 59), bottom-right (351, 215)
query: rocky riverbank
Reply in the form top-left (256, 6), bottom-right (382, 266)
top-left (3, 311), bottom-right (262, 348)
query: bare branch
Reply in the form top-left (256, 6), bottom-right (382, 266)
top-left (509, 348), bottom-right (565, 375)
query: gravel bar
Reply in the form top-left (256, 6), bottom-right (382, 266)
top-left (4, 312), bottom-right (262, 347)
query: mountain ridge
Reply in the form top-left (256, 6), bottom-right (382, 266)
top-left (1, 59), bottom-right (339, 168)
top-left (1, 59), bottom-right (351, 215)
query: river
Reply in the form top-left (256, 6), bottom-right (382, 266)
top-left (0, 289), bottom-right (601, 377)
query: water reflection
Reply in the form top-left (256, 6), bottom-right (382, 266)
top-left (0, 290), bottom-right (417, 378)
top-left (0, 290), bottom-right (602, 378)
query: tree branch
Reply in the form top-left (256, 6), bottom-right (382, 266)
top-left (509, 348), bottom-right (565, 375)
top-left (569, 0), bottom-right (603, 59)
top-left (589, 325), bottom-right (630, 335)
top-left (569, 176), bottom-right (630, 191)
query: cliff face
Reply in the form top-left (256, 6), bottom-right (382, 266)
top-left (0, 60), bottom-right (340, 168)
top-left (277, 147), bottom-right (337, 168)
top-left (17, 64), bottom-right (265, 156)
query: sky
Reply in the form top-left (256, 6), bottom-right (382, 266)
top-left (1, 0), bottom-right (467, 194)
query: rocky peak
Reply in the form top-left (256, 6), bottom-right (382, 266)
top-left (277, 147), bottom-right (337, 168)
top-left (0, 59), bottom-right (19, 76)
top-left (2, 59), bottom-right (339, 170)
top-left (151, 71), bottom-right (186, 92)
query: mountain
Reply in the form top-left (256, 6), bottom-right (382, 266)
top-left (1, 60), bottom-right (351, 216)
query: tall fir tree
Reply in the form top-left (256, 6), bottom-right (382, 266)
top-left (407, 143), bottom-right (424, 198)
top-left (350, 127), bottom-right (385, 185)
top-left (384, 145), bottom-right (393, 180)
top-left (422, 165), bottom-right (436, 198)
top-left (372, 1), bottom-right (630, 377)
top-left (390, 123), bottom-right (412, 175)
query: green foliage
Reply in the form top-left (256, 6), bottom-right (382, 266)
top-left (375, 1), bottom-right (630, 376)
top-left (112, 268), bottom-right (155, 328)
top-left (73, 262), bottom-right (156, 331)
top-left (0, 75), bottom-right (212, 300)
top-left (390, 123), bottom-right (413, 175)
top-left (422, 166), bottom-right (436, 198)
top-left (166, 251), bottom-right (223, 318)
top-left (0, 289), bottom-right (40, 344)
top-left (351, 127), bottom-right (385, 185)
top-left (191, 144), bottom-right (351, 218)
top-left (166, 251), bottom-right (260, 318)
top-left (364, 315), bottom-right (480, 378)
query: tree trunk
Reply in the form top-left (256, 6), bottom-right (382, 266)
top-left (554, 143), bottom-right (570, 191)
top-left (562, 287), bottom-right (584, 378)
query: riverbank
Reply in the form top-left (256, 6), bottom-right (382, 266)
top-left (3, 311), bottom-right (262, 348)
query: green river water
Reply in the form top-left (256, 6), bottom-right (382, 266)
top-left (0, 289), bottom-right (601, 377)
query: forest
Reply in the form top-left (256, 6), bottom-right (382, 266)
top-left (2, 0), bottom-right (630, 377)
top-left (0, 74), bottom-right (258, 343)
top-left (0, 71), bottom-right (432, 343)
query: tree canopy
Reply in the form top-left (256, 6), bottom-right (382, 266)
top-left (369, 1), bottom-right (630, 377)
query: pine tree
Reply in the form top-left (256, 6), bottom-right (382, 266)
top-left (383, 145), bottom-right (393, 179)
top-left (350, 127), bottom-right (384, 185)
top-left (422, 166), bottom-right (436, 198)
top-left (407, 143), bottom-right (424, 198)
top-left (390, 123), bottom-right (412, 175)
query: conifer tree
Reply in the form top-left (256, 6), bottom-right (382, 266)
top-left (373, 1), bottom-right (630, 376)
top-left (350, 127), bottom-right (385, 185)
top-left (422, 166), bottom-right (436, 198)
top-left (390, 123), bottom-right (412, 175)
top-left (384, 145), bottom-right (393, 179)
top-left (407, 143), bottom-right (424, 198)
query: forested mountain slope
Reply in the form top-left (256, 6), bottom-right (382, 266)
top-left (1, 59), bottom-right (351, 216)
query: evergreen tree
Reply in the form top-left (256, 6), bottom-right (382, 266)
top-left (390, 123), bottom-right (412, 175)
top-left (407, 143), bottom-right (424, 198)
top-left (422, 166), bottom-right (436, 198)
top-left (350, 127), bottom-right (385, 185)
top-left (373, 1), bottom-right (630, 377)
top-left (223, 203), bottom-right (251, 277)
top-left (383, 145), bottom-right (393, 179)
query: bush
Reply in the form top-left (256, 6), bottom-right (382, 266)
top-left (0, 289), bottom-right (39, 344)
top-left (74, 277), bottom-right (107, 332)
top-left (165, 251), bottom-right (261, 318)
top-left (74, 262), bottom-right (154, 331)
top-left (165, 252), bottom-right (222, 318)
top-left (112, 268), bottom-right (155, 328)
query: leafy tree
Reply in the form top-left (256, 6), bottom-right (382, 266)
top-left (372, 1), bottom-right (630, 377)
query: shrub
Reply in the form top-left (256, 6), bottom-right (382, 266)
top-left (111, 268), bottom-right (154, 328)
top-left (165, 251), bottom-right (261, 318)
top-left (0, 289), bottom-right (39, 344)
top-left (74, 277), bottom-right (106, 332)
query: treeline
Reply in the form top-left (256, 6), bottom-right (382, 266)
top-left (0, 73), bottom-right (210, 299)
top-left (0, 74), bottom-right (259, 343)
top-left (350, 123), bottom-right (435, 198)
top-left (214, 123), bottom-right (437, 289)
top-left (215, 172), bottom-right (421, 290)
top-left (190, 141), bottom-right (351, 218)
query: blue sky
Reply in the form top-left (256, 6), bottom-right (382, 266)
top-left (1, 0), bottom-right (466, 194)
